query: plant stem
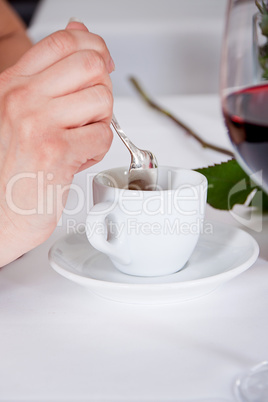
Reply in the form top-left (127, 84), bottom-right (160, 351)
top-left (129, 76), bottom-right (235, 158)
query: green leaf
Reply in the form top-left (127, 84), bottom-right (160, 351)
top-left (262, 192), bottom-right (268, 210)
top-left (195, 160), bottom-right (257, 210)
top-left (262, 68), bottom-right (268, 79)
top-left (260, 14), bottom-right (268, 35)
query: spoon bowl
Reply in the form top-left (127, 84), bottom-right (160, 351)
top-left (111, 114), bottom-right (158, 190)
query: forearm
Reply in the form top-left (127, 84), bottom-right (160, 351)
top-left (0, 0), bottom-right (32, 72)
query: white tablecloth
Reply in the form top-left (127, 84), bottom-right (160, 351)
top-left (0, 95), bottom-right (267, 402)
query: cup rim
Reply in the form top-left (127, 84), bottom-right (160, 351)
top-left (93, 165), bottom-right (207, 193)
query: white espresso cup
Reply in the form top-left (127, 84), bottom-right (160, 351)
top-left (86, 166), bottom-right (207, 277)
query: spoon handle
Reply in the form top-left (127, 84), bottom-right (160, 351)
top-left (111, 114), bottom-right (138, 155)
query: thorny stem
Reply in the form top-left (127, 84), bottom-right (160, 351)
top-left (129, 76), bottom-right (235, 159)
top-left (255, 0), bottom-right (268, 14)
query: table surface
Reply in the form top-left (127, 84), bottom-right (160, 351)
top-left (1, 95), bottom-right (268, 402)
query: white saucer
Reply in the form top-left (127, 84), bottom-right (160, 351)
top-left (48, 223), bottom-right (259, 304)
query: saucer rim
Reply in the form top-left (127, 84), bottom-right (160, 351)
top-left (48, 222), bottom-right (259, 290)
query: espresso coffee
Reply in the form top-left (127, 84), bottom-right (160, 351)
top-left (128, 179), bottom-right (153, 191)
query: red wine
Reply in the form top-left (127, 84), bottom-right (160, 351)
top-left (223, 84), bottom-right (268, 193)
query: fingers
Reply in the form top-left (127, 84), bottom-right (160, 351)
top-left (2, 21), bottom-right (115, 177)
top-left (63, 121), bottom-right (113, 172)
top-left (33, 49), bottom-right (112, 98)
top-left (13, 25), bottom-right (115, 76)
top-left (48, 84), bottom-right (113, 128)
top-left (76, 158), bottom-right (106, 173)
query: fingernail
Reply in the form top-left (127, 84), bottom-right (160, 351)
top-left (109, 57), bottom-right (116, 72)
top-left (67, 17), bottom-right (83, 24)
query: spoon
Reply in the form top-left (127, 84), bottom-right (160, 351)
top-left (111, 114), bottom-right (158, 190)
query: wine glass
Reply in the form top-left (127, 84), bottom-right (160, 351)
top-left (220, 0), bottom-right (268, 400)
top-left (221, 0), bottom-right (268, 195)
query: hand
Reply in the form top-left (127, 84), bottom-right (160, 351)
top-left (0, 21), bottom-right (114, 266)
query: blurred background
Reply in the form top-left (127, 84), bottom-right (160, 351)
top-left (7, 0), bottom-right (228, 96)
top-left (8, 0), bottom-right (40, 26)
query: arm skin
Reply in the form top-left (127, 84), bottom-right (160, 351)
top-left (0, 0), bottom-right (32, 72)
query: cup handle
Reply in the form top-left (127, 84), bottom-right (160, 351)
top-left (86, 201), bottom-right (131, 265)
